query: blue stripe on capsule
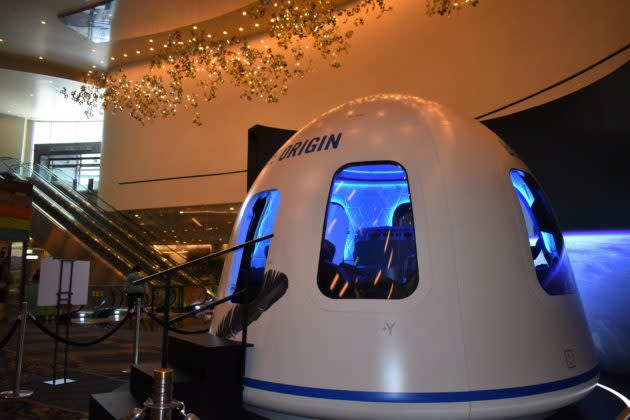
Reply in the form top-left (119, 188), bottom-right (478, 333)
top-left (244, 366), bottom-right (599, 403)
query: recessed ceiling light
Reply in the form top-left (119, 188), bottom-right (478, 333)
top-left (0, 38), bottom-right (4, 42)
top-left (40, 20), bottom-right (46, 25)
top-left (149, 47), bottom-right (154, 51)
top-left (100, 60), bottom-right (104, 64)
top-left (38, 56), bottom-right (43, 60)
top-left (149, 39), bottom-right (153, 43)
top-left (92, 65), bottom-right (96, 68)
top-left (239, 27), bottom-right (244, 31)
top-left (193, 25), bottom-right (197, 30)
top-left (123, 53), bottom-right (128, 57)
top-left (242, 11), bottom-right (247, 16)
top-left (91, 49), bottom-right (96, 53)
top-left (110, 56), bottom-right (115, 60)
top-left (223, 30), bottom-right (228, 35)
top-left (255, 23), bottom-right (260, 28)
top-left (136, 50), bottom-right (140, 54)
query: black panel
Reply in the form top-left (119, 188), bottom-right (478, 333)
top-left (483, 62), bottom-right (630, 230)
top-left (247, 125), bottom-right (296, 189)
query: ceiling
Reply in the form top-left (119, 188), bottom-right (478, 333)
top-left (0, 0), bottom-right (263, 120)
top-left (0, 68), bottom-right (100, 121)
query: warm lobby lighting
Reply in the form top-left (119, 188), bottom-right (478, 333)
top-left (62, 0), bottom-right (479, 125)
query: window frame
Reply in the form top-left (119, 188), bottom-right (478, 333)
top-left (226, 189), bottom-right (281, 303)
top-left (509, 168), bottom-right (576, 296)
top-left (316, 160), bottom-right (420, 300)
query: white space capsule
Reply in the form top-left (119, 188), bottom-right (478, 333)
top-left (210, 94), bottom-right (598, 419)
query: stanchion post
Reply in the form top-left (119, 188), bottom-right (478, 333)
top-left (133, 297), bottom-right (141, 365)
top-left (161, 274), bottom-right (170, 369)
top-left (0, 301), bottom-right (33, 399)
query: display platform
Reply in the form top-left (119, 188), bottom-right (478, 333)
top-left (550, 382), bottom-right (628, 419)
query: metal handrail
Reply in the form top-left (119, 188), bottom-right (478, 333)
top-left (132, 232), bottom-right (274, 368)
top-left (132, 234), bottom-right (273, 285)
top-left (167, 289), bottom-right (247, 325)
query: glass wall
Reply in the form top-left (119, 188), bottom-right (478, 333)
top-left (31, 121), bottom-right (103, 191)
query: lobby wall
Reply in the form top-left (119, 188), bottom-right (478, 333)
top-left (100, 0), bottom-right (630, 210)
top-left (0, 113), bottom-right (27, 161)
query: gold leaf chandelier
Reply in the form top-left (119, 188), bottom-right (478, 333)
top-left (63, 0), bottom-right (478, 125)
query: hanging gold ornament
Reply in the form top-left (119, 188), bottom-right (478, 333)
top-left (62, 0), bottom-right (478, 125)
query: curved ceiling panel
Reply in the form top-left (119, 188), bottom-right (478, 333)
top-left (110, 0), bottom-right (254, 41)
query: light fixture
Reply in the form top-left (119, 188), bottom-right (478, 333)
top-left (26, 255), bottom-right (39, 260)
top-left (0, 38), bottom-right (4, 42)
top-left (149, 39), bottom-right (153, 43)
top-left (38, 56), bottom-right (43, 60)
top-left (136, 50), bottom-right (140, 54)
top-left (111, 56), bottom-right (115, 60)
top-left (40, 20), bottom-right (46, 25)
top-left (63, 0), bottom-right (478, 125)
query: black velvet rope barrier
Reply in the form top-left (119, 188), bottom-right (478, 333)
top-left (142, 307), bottom-right (210, 335)
top-left (0, 319), bottom-right (19, 349)
top-left (27, 310), bottom-right (133, 347)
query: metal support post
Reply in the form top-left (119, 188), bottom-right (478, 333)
top-left (133, 297), bottom-right (142, 365)
top-left (151, 368), bottom-right (173, 420)
top-left (161, 274), bottom-right (170, 368)
top-left (1, 301), bottom-right (34, 399)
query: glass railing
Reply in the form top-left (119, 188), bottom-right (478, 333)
top-left (1, 157), bottom-right (211, 292)
top-left (19, 162), bottom-right (186, 264)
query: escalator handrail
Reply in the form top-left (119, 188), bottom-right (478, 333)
top-left (12, 163), bottom-right (198, 285)
top-left (133, 234), bottom-right (273, 285)
top-left (10, 161), bottom-right (188, 264)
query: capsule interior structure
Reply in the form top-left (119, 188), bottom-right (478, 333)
top-left (209, 94), bottom-right (598, 419)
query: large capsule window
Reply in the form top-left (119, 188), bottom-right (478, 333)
top-left (317, 162), bottom-right (419, 299)
top-left (510, 169), bottom-right (576, 295)
top-left (227, 190), bottom-right (281, 303)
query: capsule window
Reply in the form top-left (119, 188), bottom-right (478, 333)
top-left (228, 190), bottom-right (281, 303)
top-left (510, 169), bottom-right (576, 295)
top-left (317, 162), bottom-right (419, 299)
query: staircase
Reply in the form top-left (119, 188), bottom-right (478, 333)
top-left (89, 333), bottom-right (258, 419)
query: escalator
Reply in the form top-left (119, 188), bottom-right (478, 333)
top-left (0, 157), bottom-right (201, 290)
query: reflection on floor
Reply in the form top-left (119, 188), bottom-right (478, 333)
top-left (0, 314), bottom-right (628, 419)
top-left (0, 315), bottom-right (204, 419)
